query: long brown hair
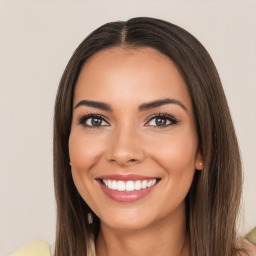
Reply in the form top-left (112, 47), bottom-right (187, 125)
top-left (54, 17), bottom-right (244, 256)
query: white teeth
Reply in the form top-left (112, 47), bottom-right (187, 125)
top-left (112, 180), bottom-right (117, 190)
top-left (135, 180), bottom-right (142, 190)
top-left (117, 181), bottom-right (125, 191)
top-left (147, 180), bottom-right (153, 187)
top-left (102, 179), bottom-right (157, 192)
top-left (142, 180), bottom-right (147, 189)
top-left (126, 181), bottom-right (134, 191)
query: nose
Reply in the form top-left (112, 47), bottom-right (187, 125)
top-left (105, 126), bottom-right (146, 167)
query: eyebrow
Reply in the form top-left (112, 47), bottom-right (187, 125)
top-left (138, 98), bottom-right (188, 112)
top-left (74, 98), bottom-right (188, 112)
top-left (74, 100), bottom-right (112, 111)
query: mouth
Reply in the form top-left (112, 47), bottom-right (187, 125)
top-left (96, 174), bottom-right (161, 202)
top-left (99, 178), bottom-right (160, 192)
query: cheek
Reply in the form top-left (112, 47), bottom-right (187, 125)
top-left (69, 131), bottom-right (105, 172)
top-left (147, 128), bottom-right (197, 196)
top-left (68, 131), bottom-right (106, 205)
top-left (158, 142), bottom-right (196, 192)
top-left (160, 139), bottom-right (195, 169)
top-left (149, 129), bottom-right (197, 171)
top-left (152, 136), bottom-right (196, 213)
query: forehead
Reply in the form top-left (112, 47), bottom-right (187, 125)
top-left (74, 47), bottom-right (193, 112)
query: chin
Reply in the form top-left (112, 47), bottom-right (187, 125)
top-left (97, 206), bottom-right (157, 231)
top-left (101, 217), bottom-right (154, 232)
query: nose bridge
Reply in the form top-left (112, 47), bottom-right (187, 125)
top-left (105, 121), bottom-right (145, 166)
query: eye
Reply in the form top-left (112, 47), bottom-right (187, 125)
top-left (145, 113), bottom-right (177, 128)
top-left (78, 114), bottom-right (109, 128)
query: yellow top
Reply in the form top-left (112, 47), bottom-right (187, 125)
top-left (11, 240), bottom-right (51, 256)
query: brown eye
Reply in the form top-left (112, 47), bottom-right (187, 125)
top-left (78, 114), bottom-right (109, 128)
top-left (155, 117), bottom-right (168, 126)
top-left (90, 117), bottom-right (103, 126)
top-left (146, 113), bottom-right (177, 128)
top-left (148, 117), bottom-right (171, 127)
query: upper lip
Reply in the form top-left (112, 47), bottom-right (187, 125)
top-left (95, 174), bottom-right (160, 181)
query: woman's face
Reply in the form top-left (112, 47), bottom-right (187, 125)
top-left (69, 47), bottom-right (203, 230)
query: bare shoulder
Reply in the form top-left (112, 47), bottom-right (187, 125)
top-left (238, 239), bottom-right (256, 256)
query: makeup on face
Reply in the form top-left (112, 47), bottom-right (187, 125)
top-left (95, 174), bottom-right (161, 202)
top-left (74, 99), bottom-right (182, 132)
top-left (69, 46), bottom-right (201, 231)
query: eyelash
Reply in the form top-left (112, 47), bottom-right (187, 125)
top-left (77, 112), bottom-right (178, 129)
top-left (78, 114), bottom-right (109, 129)
top-left (145, 112), bottom-right (178, 128)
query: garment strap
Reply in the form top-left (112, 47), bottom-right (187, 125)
top-left (11, 240), bottom-right (51, 256)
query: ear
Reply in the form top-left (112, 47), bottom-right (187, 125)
top-left (195, 148), bottom-right (204, 170)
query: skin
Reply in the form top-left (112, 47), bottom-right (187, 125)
top-left (69, 47), bottom-right (204, 256)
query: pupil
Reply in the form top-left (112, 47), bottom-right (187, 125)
top-left (156, 118), bottom-right (166, 126)
top-left (92, 118), bottom-right (101, 126)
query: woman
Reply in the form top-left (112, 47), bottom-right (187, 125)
top-left (53, 17), bottom-right (256, 256)
top-left (11, 17), bottom-right (256, 256)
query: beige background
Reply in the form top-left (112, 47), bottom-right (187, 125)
top-left (0, 0), bottom-right (256, 254)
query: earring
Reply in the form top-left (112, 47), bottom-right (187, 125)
top-left (88, 212), bottom-right (93, 224)
top-left (69, 162), bottom-right (72, 166)
top-left (197, 161), bottom-right (204, 170)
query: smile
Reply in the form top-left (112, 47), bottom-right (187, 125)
top-left (96, 174), bottom-right (161, 202)
top-left (102, 179), bottom-right (157, 192)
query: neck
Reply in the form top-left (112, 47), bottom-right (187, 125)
top-left (95, 204), bottom-right (190, 256)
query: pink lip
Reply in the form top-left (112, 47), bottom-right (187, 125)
top-left (96, 174), bottom-right (159, 181)
top-left (96, 174), bottom-right (160, 203)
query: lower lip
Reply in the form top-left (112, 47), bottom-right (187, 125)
top-left (98, 181), bottom-right (158, 202)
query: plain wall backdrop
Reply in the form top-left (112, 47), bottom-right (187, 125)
top-left (0, 0), bottom-right (256, 254)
